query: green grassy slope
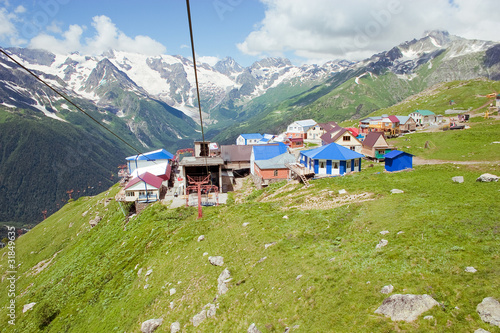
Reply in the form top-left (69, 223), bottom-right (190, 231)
top-left (1, 161), bottom-right (499, 331)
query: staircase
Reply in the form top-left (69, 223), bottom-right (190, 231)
top-left (286, 163), bottom-right (314, 187)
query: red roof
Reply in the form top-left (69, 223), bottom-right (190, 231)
top-left (346, 127), bottom-right (359, 136)
top-left (125, 172), bottom-right (164, 190)
top-left (388, 115), bottom-right (400, 123)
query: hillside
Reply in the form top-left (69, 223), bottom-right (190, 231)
top-left (1, 119), bottom-right (499, 332)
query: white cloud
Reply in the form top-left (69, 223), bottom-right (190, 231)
top-left (0, 7), bottom-right (16, 39)
top-left (14, 5), bottom-right (25, 14)
top-left (30, 24), bottom-right (83, 54)
top-left (198, 55), bottom-right (220, 66)
top-left (238, 0), bottom-right (500, 64)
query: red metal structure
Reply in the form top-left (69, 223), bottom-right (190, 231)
top-left (185, 174), bottom-right (219, 219)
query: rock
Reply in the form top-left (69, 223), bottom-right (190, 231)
top-left (203, 252), bottom-right (208, 256)
top-left (296, 275), bottom-right (303, 281)
top-left (198, 235), bottom-right (205, 242)
top-left (242, 222), bottom-right (250, 227)
top-left (477, 297), bottom-right (500, 327)
top-left (169, 288), bottom-right (176, 296)
top-left (217, 268), bottom-right (231, 295)
top-left (376, 239), bottom-right (388, 249)
top-left (338, 189), bottom-right (347, 195)
top-left (476, 173), bottom-right (499, 182)
top-left (283, 215), bottom-right (289, 219)
top-left (397, 231), bottom-right (404, 235)
top-left (137, 268), bottom-right (143, 276)
top-left (141, 318), bottom-right (163, 333)
top-left (248, 323), bottom-right (262, 333)
top-left (465, 266), bottom-right (477, 273)
top-left (89, 215), bottom-right (102, 228)
top-left (380, 230), bottom-right (390, 235)
top-left (390, 189), bottom-right (404, 194)
top-left (169, 301), bottom-right (174, 309)
top-left (424, 315), bottom-right (434, 320)
top-left (82, 210), bottom-right (89, 217)
top-left (192, 310), bottom-right (207, 327)
top-left (144, 284), bottom-right (150, 289)
top-left (22, 302), bottom-right (36, 313)
top-left (265, 242), bottom-right (276, 249)
top-left (209, 256), bottom-right (224, 266)
top-left (170, 322), bottom-right (181, 333)
top-left (475, 329), bottom-right (491, 333)
top-left (205, 303), bottom-right (217, 317)
top-left (146, 269), bottom-right (153, 276)
top-left (452, 176), bottom-right (464, 183)
top-left (374, 294), bottom-right (439, 322)
top-left (380, 285), bottom-right (394, 294)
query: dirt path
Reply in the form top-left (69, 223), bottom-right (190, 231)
top-left (413, 157), bottom-right (500, 165)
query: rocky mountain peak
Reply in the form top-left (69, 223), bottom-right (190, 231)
top-left (214, 57), bottom-right (244, 75)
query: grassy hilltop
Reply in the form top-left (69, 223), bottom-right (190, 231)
top-left (1, 81), bottom-right (499, 332)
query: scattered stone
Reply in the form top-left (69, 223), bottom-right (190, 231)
top-left (22, 302), bottom-right (36, 313)
top-left (380, 230), bottom-right (390, 235)
top-left (376, 239), bottom-right (388, 249)
top-left (257, 257), bottom-right (267, 264)
top-left (82, 210), bottom-right (88, 217)
top-left (169, 288), bottom-right (176, 296)
top-left (452, 176), bottom-right (464, 183)
top-left (380, 285), bottom-right (394, 294)
top-left (137, 268), bottom-right (143, 276)
top-left (476, 173), bottom-right (499, 182)
top-left (374, 294), bottom-right (439, 322)
top-left (465, 266), bottom-right (477, 273)
top-left (217, 268), bottom-right (231, 295)
top-left (477, 297), bottom-right (500, 327)
top-left (338, 189), bottom-right (347, 195)
top-left (192, 310), bottom-right (207, 327)
top-left (265, 242), bottom-right (277, 249)
top-left (248, 323), bottom-right (262, 333)
top-left (141, 318), bottom-right (163, 333)
top-left (397, 231), bottom-right (404, 235)
top-left (283, 215), bottom-right (289, 219)
top-left (296, 275), bottom-right (303, 281)
top-left (198, 235), bottom-right (205, 242)
top-left (144, 284), bottom-right (150, 289)
top-left (424, 315), bottom-right (434, 320)
top-left (170, 322), bottom-right (181, 333)
top-left (209, 256), bottom-right (224, 266)
top-left (203, 252), bottom-right (208, 256)
top-left (89, 215), bottom-right (102, 228)
top-left (169, 301), bottom-right (174, 309)
top-left (475, 329), bottom-right (491, 333)
top-left (205, 303), bottom-right (217, 317)
top-left (146, 269), bottom-right (153, 276)
top-left (242, 222), bottom-right (250, 227)
top-left (391, 189), bottom-right (404, 194)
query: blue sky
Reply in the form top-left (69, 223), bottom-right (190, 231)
top-left (1, 0), bottom-right (499, 67)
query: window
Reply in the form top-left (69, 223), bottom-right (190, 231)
top-left (354, 159), bottom-right (359, 167)
top-left (333, 162), bottom-right (339, 169)
top-left (350, 146), bottom-right (356, 151)
top-left (274, 170), bottom-right (278, 177)
top-left (343, 135), bottom-right (350, 141)
top-left (347, 160), bottom-right (351, 169)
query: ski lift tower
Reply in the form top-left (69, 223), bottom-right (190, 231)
top-left (185, 174), bottom-right (219, 219)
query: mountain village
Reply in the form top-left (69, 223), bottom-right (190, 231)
top-left (114, 100), bottom-right (500, 213)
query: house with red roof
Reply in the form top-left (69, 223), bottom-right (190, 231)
top-left (320, 126), bottom-right (362, 153)
top-left (124, 172), bottom-right (165, 202)
top-left (361, 132), bottom-right (393, 160)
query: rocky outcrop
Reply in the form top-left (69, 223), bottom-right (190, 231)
top-left (141, 318), bottom-right (163, 333)
top-left (374, 294), bottom-right (439, 322)
top-left (477, 297), bottom-right (500, 327)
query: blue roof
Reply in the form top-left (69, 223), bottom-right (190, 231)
top-left (253, 143), bottom-right (288, 160)
top-left (126, 148), bottom-right (174, 161)
top-left (300, 143), bottom-right (364, 160)
top-left (383, 150), bottom-right (414, 159)
top-left (241, 133), bottom-right (264, 140)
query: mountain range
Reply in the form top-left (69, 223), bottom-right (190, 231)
top-left (0, 30), bottom-right (499, 224)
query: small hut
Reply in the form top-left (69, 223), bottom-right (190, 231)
top-left (383, 150), bottom-right (414, 172)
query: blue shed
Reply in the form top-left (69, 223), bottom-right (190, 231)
top-left (383, 150), bottom-right (414, 172)
top-left (299, 143), bottom-right (364, 176)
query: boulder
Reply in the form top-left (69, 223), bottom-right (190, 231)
top-left (22, 302), bottom-right (36, 313)
top-left (476, 173), bottom-right (499, 182)
top-left (374, 294), bottom-right (439, 322)
top-left (198, 235), bottom-right (205, 242)
top-left (205, 303), bottom-right (217, 317)
top-left (390, 189), bottom-right (404, 194)
top-left (209, 256), bottom-right (224, 266)
top-left (380, 285), bottom-right (394, 294)
top-left (474, 329), bottom-right (491, 333)
top-left (170, 322), bottom-right (181, 333)
top-left (169, 288), bottom-right (176, 296)
top-left (192, 310), bottom-right (207, 327)
top-left (376, 239), bottom-right (388, 249)
top-left (217, 268), bottom-right (231, 295)
top-left (89, 215), bottom-right (102, 228)
top-left (477, 297), bottom-right (500, 327)
top-left (242, 222), bottom-right (250, 227)
top-left (141, 318), bottom-right (163, 333)
top-left (465, 266), bottom-right (477, 273)
top-left (380, 230), bottom-right (390, 235)
top-left (248, 323), bottom-right (262, 333)
top-left (452, 176), bottom-right (464, 183)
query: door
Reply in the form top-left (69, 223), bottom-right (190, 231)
top-left (319, 160), bottom-right (327, 174)
top-left (332, 161), bottom-right (339, 175)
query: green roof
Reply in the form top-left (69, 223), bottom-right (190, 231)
top-left (414, 110), bottom-right (435, 116)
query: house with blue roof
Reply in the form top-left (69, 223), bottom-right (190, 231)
top-left (250, 143), bottom-right (288, 175)
top-left (236, 133), bottom-right (264, 145)
top-left (383, 150), bottom-right (414, 172)
top-left (126, 148), bottom-right (174, 174)
top-left (299, 142), bottom-right (364, 176)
